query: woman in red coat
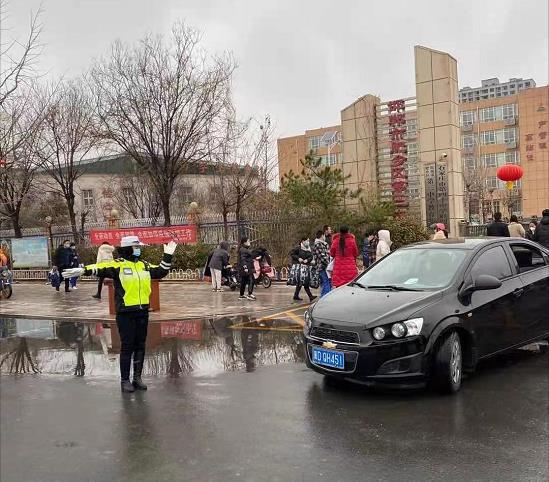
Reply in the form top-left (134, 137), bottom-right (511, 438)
top-left (330, 226), bottom-right (359, 288)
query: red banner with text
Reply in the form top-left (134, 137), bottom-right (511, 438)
top-left (90, 225), bottom-right (197, 246)
top-left (160, 320), bottom-right (203, 341)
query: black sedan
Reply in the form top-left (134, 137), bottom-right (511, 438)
top-left (304, 238), bottom-right (549, 393)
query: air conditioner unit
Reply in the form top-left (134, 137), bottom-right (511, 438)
top-left (504, 117), bottom-right (516, 126)
top-left (505, 141), bottom-right (517, 149)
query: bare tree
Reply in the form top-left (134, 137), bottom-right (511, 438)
top-left (0, 87), bottom-right (44, 236)
top-left (36, 80), bottom-right (100, 240)
top-left (462, 160), bottom-right (491, 223)
top-left (0, 0), bottom-right (43, 107)
top-left (209, 115), bottom-right (277, 237)
top-left (91, 22), bottom-right (235, 226)
top-left (108, 171), bottom-right (162, 221)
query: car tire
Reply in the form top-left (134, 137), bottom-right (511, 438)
top-left (432, 331), bottom-right (462, 394)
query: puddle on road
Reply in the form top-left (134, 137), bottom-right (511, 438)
top-left (0, 310), bottom-right (306, 378)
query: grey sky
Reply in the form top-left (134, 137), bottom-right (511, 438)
top-left (5, 0), bottom-right (549, 138)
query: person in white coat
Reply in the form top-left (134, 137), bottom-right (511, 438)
top-left (92, 242), bottom-right (115, 299)
top-left (376, 230), bottom-right (392, 260)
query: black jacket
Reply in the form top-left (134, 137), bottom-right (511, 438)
top-left (237, 247), bottom-right (255, 274)
top-left (533, 216), bottom-right (549, 249)
top-left (55, 246), bottom-right (73, 269)
top-left (486, 221), bottom-right (510, 237)
top-left (290, 247), bottom-right (313, 265)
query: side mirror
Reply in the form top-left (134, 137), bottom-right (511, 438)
top-left (459, 274), bottom-right (502, 300)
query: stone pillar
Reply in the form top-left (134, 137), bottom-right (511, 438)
top-left (415, 46), bottom-right (464, 236)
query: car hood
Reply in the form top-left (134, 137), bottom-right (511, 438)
top-left (311, 285), bottom-right (442, 328)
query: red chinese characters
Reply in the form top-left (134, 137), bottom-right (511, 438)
top-left (89, 225), bottom-right (197, 246)
top-left (387, 99), bottom-right (408, 209)
top-left (525, 134), bottom-right (534, 142)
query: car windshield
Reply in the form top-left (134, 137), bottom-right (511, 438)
top-left (357, 248), bottom-right (468, 290)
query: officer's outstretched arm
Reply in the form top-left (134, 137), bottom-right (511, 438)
top-left (84, 261), bottom-right (119, 279)
top-left (147, 252), bottom-right (174, 279)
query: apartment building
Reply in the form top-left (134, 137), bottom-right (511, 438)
top-left (460, 77), bottom-right (536, 103)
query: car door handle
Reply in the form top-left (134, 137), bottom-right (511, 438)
top-left (513, 288), bottom-right (524, 298)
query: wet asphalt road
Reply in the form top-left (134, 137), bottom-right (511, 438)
top-left (1, 347), bottom-right (548, 482)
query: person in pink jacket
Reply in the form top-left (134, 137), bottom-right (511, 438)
top-left (330, 226), bottom-right (359, 288)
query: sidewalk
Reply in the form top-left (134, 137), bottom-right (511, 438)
top-left (0, 282), bottom-right (302, 321)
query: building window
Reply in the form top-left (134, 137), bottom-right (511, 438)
top-left (492, 200), bottom-right (501, 213)
top-left (460, 111), bottom-right (476, 126)
top-left (319, 153), bottom-right (337, 166)
top-left (501, 104), bottom-right (516, 119)
top-left (482, 153), bottom-right (498, 168)
top-left (462, 135), bottom-right (476, 149)
top-left (82, 190), bottom-right (94, 209)
top-left (485, 177), bottom-right (499, 189)
top-left (178, 186), bottom-right (193, 203)
top-left (506, 151), bottom-right (519, 164)
top-left (464, 157), bottom-right (476, 170)
top-left (481, 131), bottom-right (497, 145)
top-left (480, 106), bottom-right (496, 122)
top-left (503, 128), bottom-right (516, 143)
top-left (308, 136), bottom-right (321, 150)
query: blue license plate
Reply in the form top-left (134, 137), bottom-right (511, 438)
top-left (312, 346), bottom-right (345, 370)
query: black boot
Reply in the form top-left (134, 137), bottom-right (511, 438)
top-left (132, 377), bottom-right (148, 391)
top-left (121, 380), bottom-right (135, 393)
top-left (92, 294), bottom-right (101, 299)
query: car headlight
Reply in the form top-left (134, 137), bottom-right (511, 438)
top-left (403, 318), bottom-right (423, 336)
top-left (304, 309), bottom-right (312, 334)
top-left (391, 322), bottom-right (406, 338)
top-left (371, 318), bottom-right (424, 341)
top-left (372, 327), bottom-right (386, 340)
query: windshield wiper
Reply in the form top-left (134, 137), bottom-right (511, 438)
top-left (366, 285), bottom-right (424, 292)
top-left (349, 281), bottom-right (368, 289)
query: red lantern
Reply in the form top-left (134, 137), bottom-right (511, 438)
top-left (497, 164), bottom-right (523, 190)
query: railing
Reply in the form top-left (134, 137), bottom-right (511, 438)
top-left (11, 266), bottom-right (291, 281)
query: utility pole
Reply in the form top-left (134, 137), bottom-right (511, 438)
top-left (259, 115), bottom-right (270, 191)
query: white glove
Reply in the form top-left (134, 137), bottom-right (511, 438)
top-left (62, 267), bottom-right (85, 279)
top-left (164, 241), bottom-right (177, 255)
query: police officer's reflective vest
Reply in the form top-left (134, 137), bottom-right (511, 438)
top-left (85, 254), bottom-right (172, 313)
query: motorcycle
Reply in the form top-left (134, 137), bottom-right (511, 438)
top-left (222, 266), bottom-right (239, 291)
top-left (0, 267), bottom-right (13, 299)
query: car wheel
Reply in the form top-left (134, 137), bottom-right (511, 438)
top-left (432, 331), bottom-right (462, 394)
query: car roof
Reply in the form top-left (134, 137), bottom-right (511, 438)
top-left (405, 237), bottom-right (509, 251)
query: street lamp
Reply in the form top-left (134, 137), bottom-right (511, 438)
top-left (259, 115), bottom-right (271, 191)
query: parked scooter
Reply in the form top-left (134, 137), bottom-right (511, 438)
top-left (0, 267), bottom-right (13, 299)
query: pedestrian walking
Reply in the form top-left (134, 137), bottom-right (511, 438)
top-left (486, 212), bottom-right (510, 237)
top-left (376, 229), bottom-right (392, 260)
top-left (69, 243), bottom-right (80, 290)
top-left (533, 209), bottom-right (549, 249)
top-left (237, 237), bottom-right (256, 300)
top-left (330, 226), bottom-right (359, 288)
top-left (208, 241), bottom-right (230, 292)
top-left (508, 215), bottom-right (525, 238)
top-left (433, 223), bottom-right (447, 240)
top-left (62, 235), bottom-right (177, 393)
top-left (54, 240), bottom-right (73, 293)
top-left (313, 230), bottom-right (331, 297)
top-left (525, 220), bottom-right (538, 241)
top-left (288, 237), bottom-right (317, 303)
top-left (92, 242), bottom-right (115, 299)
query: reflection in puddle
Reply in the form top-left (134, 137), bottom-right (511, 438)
top-left (0, 314), bottom-right (305, 378)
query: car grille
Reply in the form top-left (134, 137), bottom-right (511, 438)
top-left (310, 327), bottom-right (360, 344)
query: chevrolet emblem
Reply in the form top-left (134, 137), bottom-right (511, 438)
top-left (322, 341), bottom-right (337, 349)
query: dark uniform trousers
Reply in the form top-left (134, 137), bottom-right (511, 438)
top-left (116, 310), bottom-right (149, 381)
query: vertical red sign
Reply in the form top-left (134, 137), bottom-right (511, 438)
top-left (387, 99), bottom-right (408, 212)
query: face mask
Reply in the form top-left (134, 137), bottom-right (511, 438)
top-left (530, 227), bottom-right (536, 232)
top-left (64, 244), bottom-right (70, 249)
top-left (302, 241), bottom-right (310, 249)
top-left (245, 242), bottom-right (251, 248)
top-left (133, 247), bottom-right (141, 257)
